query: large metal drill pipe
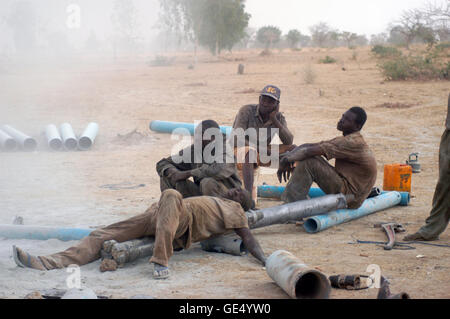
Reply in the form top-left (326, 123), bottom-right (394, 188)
top-left (78, 122), bottom-right (98, 151)
top-left (1, 125), bottom-right (37, 151)
top-left (0, 129), bottom-right (17, 151)
top-left (0, 225), bottom-right (92, 241)
top-left (266, 250), bottom-right (331, 299)
top-left (303, 191), bottom-right (404, 234)
top-left (149, 120), bottom-right (232, 136)
top-left (258, 185), bottom-right (410, 206)
top-left (45, 124), bottom-right (63, 151)
top-left (247, 194), bottom-right (348, 229)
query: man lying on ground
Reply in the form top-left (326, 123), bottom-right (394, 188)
top-left (13, 188), bottom-right (265, 279)
top-left (157, 120), bottom-right (243, 200)
top-left (277, 106), bottom-right (377, 209)
top-left (231, 85), bottom-right (294, 205)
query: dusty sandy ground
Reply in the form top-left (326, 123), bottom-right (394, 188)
top-left (0, 47), bottom-right (449, 299)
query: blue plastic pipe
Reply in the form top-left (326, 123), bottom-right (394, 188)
top-left (149, 120), bottom-right (232, 136)
top-left (258, 185), bottom-right (326, 200)
top-left (0, 225), bottom-right (93, 241)
top-left (303, 191), bottom-right (403, 233)
top-left (258, 185), bottom-right (410, 206)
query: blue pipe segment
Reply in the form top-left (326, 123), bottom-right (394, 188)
top-left (0, 225), bottom-right (93, 241)
top-left (258, 185), bottom-right (326, 199)
top-left (149, 120), bottom-right (233, 136)
top-left (303, 191), bottom-right (403, 233)
top-left (258, 185), bottom-right (410, 206)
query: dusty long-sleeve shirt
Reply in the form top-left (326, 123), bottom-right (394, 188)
top-left (156, 138), bottom-right (242, 188)
top-left (446, 94), bottom-right (449, 130)
top-left (231, 104), bottom-right (293, 149)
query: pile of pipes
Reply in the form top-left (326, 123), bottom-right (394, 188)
top-left (0, 122), bottom-right (98, 152)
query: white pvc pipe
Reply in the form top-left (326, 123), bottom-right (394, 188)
top-left (1, 125), bottom-right (37, 151)
top-left (45, 124), bottom-right (63, 151)
top-left (0, 129), bottom-right (17, 151)
top-left (78, 122), bottom-right (98, 151)
top-left (60, 123), bottom-right (77, 150)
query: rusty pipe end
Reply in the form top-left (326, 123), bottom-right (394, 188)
top-left (294, 270), bottom-right (331, 299)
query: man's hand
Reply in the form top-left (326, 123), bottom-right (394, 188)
top-left (269, 104), bottom-right (280, 123)
top-left (168, 170), bottom-right (191, 185)
top-left (277, 155), bottom-right (294, 183)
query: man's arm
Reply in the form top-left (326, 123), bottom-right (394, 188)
top-left (270, 110), bottom-right (294, 145)
top-left (284, 143), bottom-right (324, 162)
top-left (234, 228), bottom-right (266, 266)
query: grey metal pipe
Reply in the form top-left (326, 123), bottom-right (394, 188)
top-left (1, 125), bottom-right (37, 151)
top-left (266, 250), bottom-right (331, 299)
top-left (78, 122), bottom-right (98, 151)
top-left (60, 123), bottom-right (77, 150)
top-left (45, 124), bottom-right (63, 151)
top-left (246, 194), bottom-right (348, 229)
top-left (110, 237), bottom-right (155, 266)
top-left (0, 129), bottom-right (17, 151)
top-left (200, 235), bottom-right (248, 256)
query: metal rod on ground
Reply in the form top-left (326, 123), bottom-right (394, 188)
top-left (265, 250), bottom-right (331, 299)
top-left (246, 194), bottom-right (349, 229)
top-left (303, 191), bottom-right (409, 234)
top-left (60, 123), bottom-right (77, 150)
top-left (0, 129), bottom-right (17, 151)
top-left (0, 224), bottom-right (92, 241)
top-left (149, 120), bottom-right (232, 136)
top-left (45, 124), bottom-right (63, 151)
top-left (78, 122), bottom-right (98, 151)
top-left (1, 125), bottom-right (37, 151)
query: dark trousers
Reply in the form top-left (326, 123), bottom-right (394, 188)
top-left (281, 156), bottom-right (344, 203)
top-left (417, 129), bottom-right (450, 239)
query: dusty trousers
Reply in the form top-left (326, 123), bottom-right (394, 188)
top-left (281, 156), bottom-right (344, 203)
top-left (38, 190), bottom-right (190, 269)
top-left (417, 129), bottom-right (450, 240)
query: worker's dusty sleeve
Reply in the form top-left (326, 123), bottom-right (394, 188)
top-left (318, 136), bottom-right (355, 160)
top-left (231, 106), bottom-right (251, 147)
top-left (190, 163), bottom-right (237, 180)
top-left (276, 113), bottom-right (294, 145)
top-left (156, 145), bottom-right (195, 177)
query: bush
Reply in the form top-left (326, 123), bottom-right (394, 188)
top-left (371, 45), bottom-right (402, 59)
top-left (148, 55), bottom-right (176, 67)
top-left (319, 55), bottom-right (337, 64)
top-left (378, 55), bottom-right (449, 81)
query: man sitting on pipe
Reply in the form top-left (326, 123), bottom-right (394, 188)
top-left (12, 188), bottom-right (266, 279)
top-left (277, 106), bottom-right (377, 209)
top-left (231, 85), bottom-right (295, 205)
top-left (156, 119), bottom-right (245, 202)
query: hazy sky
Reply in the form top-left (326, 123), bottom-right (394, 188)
top-left (245, 0), bottom-right (438, 36)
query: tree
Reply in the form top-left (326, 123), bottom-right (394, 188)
top-left (257, 26), bottom-right (282, 49)
top-left (341, 31), bottom-right (358, 48)
top-left (7, 1), bottom-right (37, 53)
top-left (286, 29), bottom-right (302, 48)
top-left (158, 0), bottom-right (250, 56)
top-left (111, 0), bottom-right (139, 53)
top-left (309, 22), bottom-right (334, 47)
top-left (390, 8), bottom-right (428, 49)
top-left (422, 1), bottom-right (450, 42)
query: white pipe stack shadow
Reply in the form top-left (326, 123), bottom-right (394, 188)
top-left (0, 129), bottom-right (17, 151)
top-left (45, 124), bottom-right (63, 151)
top-left (1, 125), bottom-right (37, 151)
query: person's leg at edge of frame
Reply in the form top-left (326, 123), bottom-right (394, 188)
top-left (149, 189), bottom-right (190, 279)
top-left (404, 130), bottom-right (450, 241)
